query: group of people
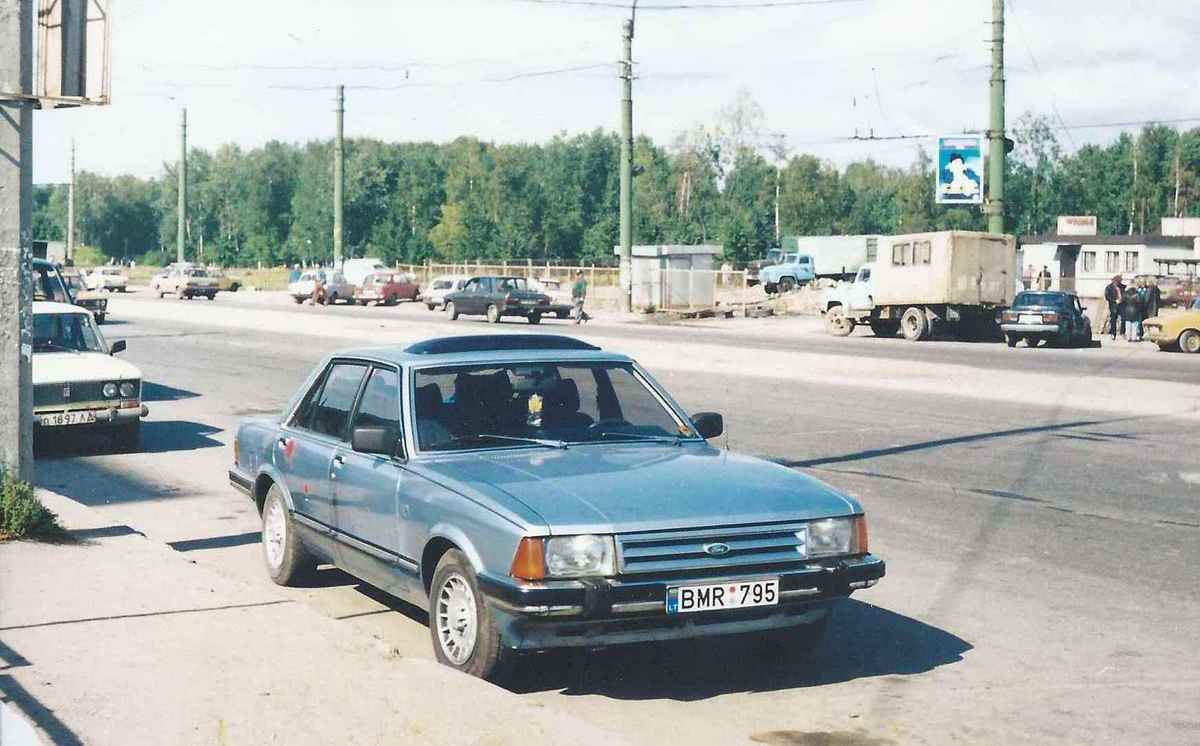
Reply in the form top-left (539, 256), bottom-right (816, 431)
top-left (1104, 274), bottom-right (1161, 342)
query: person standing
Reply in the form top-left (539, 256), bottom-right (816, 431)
top-left (1145, 277), bottom-right (1162, 320)
top-left (1104, 275), bottom-right (1124, 340)
top-left (1022, 263), bottom-right (1035, 290)
top-left (571, 269), bottom-right (590, 324)
top-left (1119, 280), bottom-right (1142, 342)
top-left (1036, 265), bottom-right (1053, 291)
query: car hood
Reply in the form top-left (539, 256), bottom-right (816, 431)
top-left (411, 444), bottom-right (859, 535)
top-left (33, 352), bottom-right (142, 385)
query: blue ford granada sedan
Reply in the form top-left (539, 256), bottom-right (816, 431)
top-left (229, 335), bottom-right (884, 680)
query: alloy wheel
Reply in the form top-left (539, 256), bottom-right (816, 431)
top-left (435, 573), bottom-right (478, 665)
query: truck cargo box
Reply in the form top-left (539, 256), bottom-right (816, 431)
top-left (871, 231), bottom-right (1014, 307)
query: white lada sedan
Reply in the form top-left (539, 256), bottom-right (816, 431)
top-left (32, 301), bottom-right (148, 451)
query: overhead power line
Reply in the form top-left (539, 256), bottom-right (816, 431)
top-left (509, 0), bottom-right (867, 10)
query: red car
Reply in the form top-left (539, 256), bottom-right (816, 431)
top-left (355, 272), bottom-right (421, 306)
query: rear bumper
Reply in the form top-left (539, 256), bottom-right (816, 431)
top-left (229, 468), bottom-right (254, 497)
top-left (1001, 323), bottom-right (1062, 334)
top-left (34, 404), bottom-right (148, 428)
top-left (478, 554), bottom-right (884, 650)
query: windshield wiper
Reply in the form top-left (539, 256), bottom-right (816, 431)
top-left (450, 433), bottom-right (568, 450)
top-left (597, 431), bottom-right (683, 445)
top-left (37, 342), bottom-right (78, 354)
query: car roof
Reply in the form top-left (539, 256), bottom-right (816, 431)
top-left (33, 301), bottom-right (87, 315)
top-left (331, 335), bottom-right (629, 368)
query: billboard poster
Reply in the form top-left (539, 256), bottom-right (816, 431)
top-left (936, 135), bottom-right (984, 205)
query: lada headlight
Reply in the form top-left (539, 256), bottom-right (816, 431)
top-left (807, 517), bottom-right (869, 557)
top-left (102, 382), bottom-right (119, 398)
top-left (510, 535), bottom-right (617, 580)
top-left (119, 382), bottom-right (136, 398)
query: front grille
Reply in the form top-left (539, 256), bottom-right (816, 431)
top-left (34, 381), bottom-right (108, 407)
top-left (617, 521), bottom-right (813, 576)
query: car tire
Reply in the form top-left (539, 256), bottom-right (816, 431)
top-left (764, 283), bottom-right (778, 295)
top-left (176, 287), bottom-right (186, 300)
top-left (206, 293), bottom-right (216, 301)
top-left (779, 277), bottom-right (796, 294)
top-left (427, 303), bottom-right (437, 311)
top-left (293, 296), bottom-right (304, 304)
top-left (1006, 333), bottom-right (1019, 348)
top-left (486, 304), bottom-right (501, 324)
top-left (157, 290), bottom-right (165, 299)
top-left (527, 313), bottom-right (541, 325)
top-left (261, 484), bottom-right (316, 586)
top-left (112, 421), bottom-right (140, 453)
top-left (428, 549), bottom-right (509, 682)
top-left (1179, 329), bottom-right (1200, 354)
top-left (824, 306), bottom-right (854, 337)
top-left (445, 301), bottom-right (459, 321)
top-left (358, 299), bottom-right (369, 307)
top-left (327, 293), bottom-right (338, 306)
top-left (900, 306), bottom-right (928, 342)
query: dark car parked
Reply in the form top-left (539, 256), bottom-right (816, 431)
top-left (444, 276), bottom-right (553, 324)
top-left (1000, 291), bottom-right (1093, 348)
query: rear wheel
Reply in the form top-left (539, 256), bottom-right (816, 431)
top-left (527, 313), bottom-right (541, 325)
top-left (824, 306), bottom-right (854, 337)
top-left (1006, 333), bottom-right (1019, 348)
top-left (778, 277), bottom-right (796, 294)
top-left (445, 301), bottom-right (459, 321)
top-left (1179, 329), bottom-right (1200, 354)
top-left (486, 304), bottom-right (501, 324)
top-left (900, 307), bottom-right (928, 342)
top-left (427, 303), bottom-right (437, 311)
top-left (429, 550), bottom-right (509, 682)
top-left (262, 485), bottom-right (316, 586)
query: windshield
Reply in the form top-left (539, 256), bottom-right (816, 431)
top-left (765, 249), bottom-right (783, 265)
top-left (414, 361), bottom-right (693, 452)
top-left (33, 312), bottom-right (106, 353)
top-left (33, 264), bottom-right (72, 303)
top-left (1014, 292), bottom-right (1066, 308)
top-left (184, 268), bottom-right (208, 277)
top-left (102, 268), bottom-right (122, 276)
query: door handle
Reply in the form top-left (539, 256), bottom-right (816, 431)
top-left (332, 455), bottom-right (345, 468)
top-left (278, 437), bottom-right (288, 447)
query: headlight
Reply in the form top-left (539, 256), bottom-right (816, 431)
top-left (102, 382), bottom-right (118, 398)
top-left (806, 517), bottom-right (866, 558)
top-left (545, 535), bottom-right (616, 578)
top-left (119, 382), bottom-right (136, 398)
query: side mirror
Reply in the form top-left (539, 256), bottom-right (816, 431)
top-left (109, 339), bottom-right (126, 355)
top-left (351, 426), bottom-right (401, 458)
top-left (691, 412), bottom-right (724, 440)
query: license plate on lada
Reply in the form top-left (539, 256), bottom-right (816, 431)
top-left (666, 578), bottom-right (779, 614)
top-left (40, 410), bottom-right (98, 427)
top-left (1019, 314), bottom-right (1042, 324)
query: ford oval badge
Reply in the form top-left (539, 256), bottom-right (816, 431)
top-left (703, 542), bottom-right (731, 556)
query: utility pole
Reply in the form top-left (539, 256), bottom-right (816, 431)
top-left (774, 169), bottom-right (781, 242)
top-left (618, 15), bottom-right (635, 312)
top-left (333, 84), bottom-right (344, 267)
top-left (177, 107), bottom-right (187, 263)
top-left (67, 139), bottom-right (76, 262)
top-left (986, 0), bottom-right (1006, 235)
top-left (0, 0), bottom-right (34, 480)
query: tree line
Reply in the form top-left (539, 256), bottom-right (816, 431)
top-left (33, 102), bottom-right (1200, 268)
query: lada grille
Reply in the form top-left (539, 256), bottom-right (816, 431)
top-left (616, 521), bottom-right (812, 576)
top-left (34, 381), bottom-right (105, 407)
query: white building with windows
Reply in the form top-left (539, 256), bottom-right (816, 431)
top-left (1017, 233), bottom-right (1199, 300)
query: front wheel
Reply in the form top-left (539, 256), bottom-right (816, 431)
top-left (900, 307), bottom-right (928, 342)
top-left (824, 306), bottom-right (854, 337)
top-left (429, 550), bottom-right (509, 681)
top-left (262, 485), bottom-right (316, 586)
top-left (527, 313), bottom-right (542, 325)
top-left (426, 303), bottom-right (437, 311)
top-left (1180, 329), bottom-right (1200, 354)
top-left (778, 277), bottom-right (796, 293)
top-left (445, 301), bottom-right (459, 321)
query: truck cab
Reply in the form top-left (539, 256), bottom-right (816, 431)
top-left (759, 251), bottom-right (815, 294)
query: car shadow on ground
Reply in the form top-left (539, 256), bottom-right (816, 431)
top-left (34, 420), bottom-right (223, 458)
top-left (504, 599), bottom-right (971, 700)
top-left (141, 381), bottom-right (202, 402)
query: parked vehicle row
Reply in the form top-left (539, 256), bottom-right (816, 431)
top-left (230, 333), bottom-right (885, 682)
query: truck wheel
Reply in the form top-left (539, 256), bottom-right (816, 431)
top-left (486, 304), bottom-right (501, 324)
top-left (1179, 329), bottom-right (1200, 354)
top-left (824, 306), bottom-right (854, 337)
top-left (900, 307), bottom-right (928, 342)
top-left (779, 277), bottom-right (796, 294)
top-left (869, 320), bottom-right (899, 338)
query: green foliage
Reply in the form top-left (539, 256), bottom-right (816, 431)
top-left (30, 113), bottom-right (1200, 269)
top-left (0, 471), bottom-right (66, 541)
top-left (72, 244), bottom-right (107, 267)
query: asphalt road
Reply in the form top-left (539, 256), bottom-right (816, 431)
top-left (32, 299), bottom-right (1200, 745)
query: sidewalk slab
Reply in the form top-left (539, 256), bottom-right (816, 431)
top-left (0, 491), bottom-right (626, 746)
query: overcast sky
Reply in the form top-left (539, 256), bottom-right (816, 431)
top-left (31, 0), bottom-right (1200, 184)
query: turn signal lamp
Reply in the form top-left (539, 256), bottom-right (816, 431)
top-left (854, 516), bottom-right (869, 554)
top-left (510, 537), bottom-right (546, 580)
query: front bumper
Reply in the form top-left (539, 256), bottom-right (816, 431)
top-left (34, 404), bottom-right (148, 428)
top-left (478, 554), bottom-right (884, 650)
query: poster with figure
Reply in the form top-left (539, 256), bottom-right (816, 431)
top-left (936, 135), bottom-right (984, 205)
